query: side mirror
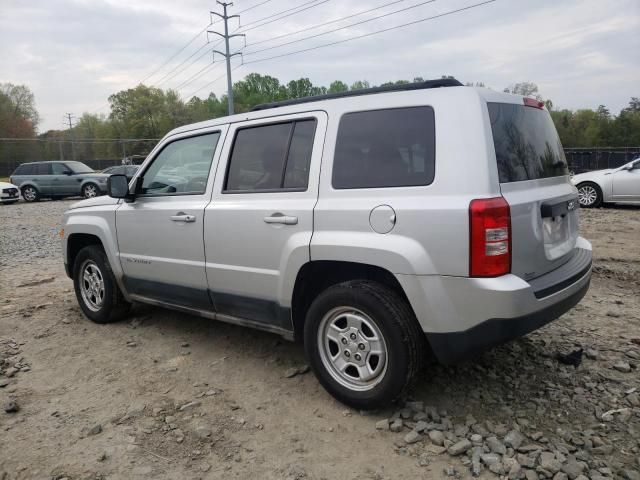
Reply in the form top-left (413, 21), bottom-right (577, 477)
top-left (107, 174), bottom-right (130, 199)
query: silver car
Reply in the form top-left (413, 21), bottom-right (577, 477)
top-left (61, 79), bottom-right (592, 408)
top-left (10, 161), bottom-right (109, 202)
top-left (572, 157), bottom-right (640, 207)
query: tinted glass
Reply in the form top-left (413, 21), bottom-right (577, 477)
top-left (35, 163), bottom-right (50, 175)
top-left (13, 164), bottom-right (28, 175)
top-left (283, 120), bottom-right (316, 189)
top-left (332, 107), bottom-right (436, 189)
top-left (141, 133), bottom-right (219, 195)
top-left (488, 103), bottom-right (568, 183)
top-left (51, 163), bottom-right (67, 175)
top-left (66, 161), bottom-right (94, 174)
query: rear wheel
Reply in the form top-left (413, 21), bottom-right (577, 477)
top-left (82, 183), bottom-right (99, 199)
top-left (73, 245), bottom-right (130, 323)
top-left (304, 280), bottom-right (425, 409)
top-left (577, 182), bottom-right (602, 208)
top-left (21, 185), bottom-right (39, 202)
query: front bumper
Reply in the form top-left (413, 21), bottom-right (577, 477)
top-left (397, 237), bottom-right (592, 364)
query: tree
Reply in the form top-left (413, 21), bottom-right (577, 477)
top-left (0, 83), bottom-right (39, 137)
top-left (327, 80), bottom-right (349, 94)
top-left (503, 82), bottom-right (542, 101)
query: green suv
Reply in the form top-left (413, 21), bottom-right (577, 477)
top-left (10, 161), bottom-right (109, 202)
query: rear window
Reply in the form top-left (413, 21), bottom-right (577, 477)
top-left (332, 107), bottom-right (435, 189)
top-left (13, 164), bottom-right (29, 175)
top-left (488, 102), bottom-right (568, 183)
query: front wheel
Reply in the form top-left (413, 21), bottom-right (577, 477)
top-left (21, 185), bottom-right (39, 202)
top-left (73, 245), bottom-right (131, 323)
top-left (577, 182), bottom-right (602, 208)
top-left (304, 281), bottom-right (425, 409)
top-left (82, 183), bottom-right (99, 199)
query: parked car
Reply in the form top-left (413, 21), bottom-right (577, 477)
top-left (572, 157), bottom-right (640, 207)
top-left (10, 161), bottom-right (109, 202)
top-left (102, 165), bottom-right (140, 181)
top-left (0, 180), bottom-right (20, 205)
top-left (61, 79), bottom-right (592, 408)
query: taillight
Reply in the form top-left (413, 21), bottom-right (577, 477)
top-left (523, 97), bottom-right (545, 109)
top-left (469, 197), bottom-right (511, 277)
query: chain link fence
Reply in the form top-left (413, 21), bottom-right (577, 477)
top-left (565, 147), bottom-right (640, 174)
top-left (0, 138), bottom-right (159, 177)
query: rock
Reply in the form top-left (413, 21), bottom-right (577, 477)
top-left (124, 403), bottom-right (146, 419)
top-left (487, 436), bottom-right (507, 455)
top-left (4, 367), bottom-right (18, 378)
top-left (405, 400), bottom-right (424, 412)
top-left (627, 350), bottom-right (640, 360)
top-left (606, 310), bottom-right (620, 317)
top-left (428, 430), bottom-right (445, 446)
top-left (561, 458), bottom-right (585, 479)
top-left (390, 418), bottom-right (403, 432)
top-left (179, 400), bottom-right (201, 411)
top-left (584, 349), bottom-right (599, 360)
top-left (553, 473), bottom-right (568, 480)
top-left (504, 457), bottom-right (522, 479)
top-left (470, 433), bottom-right (483, 444)
top-left (505, 429), bottom-right (525, 450)
top-left (525, 470), bottom-right (539, 480)
top-left (414, 420), bottom-right (429, 433)
top-left (622, 470), bottom-right (640, 480)
top-left (481, 453), bottom-right (501, 466)
top-left (448, 439), bottom-right (472, 456)
top-left (517, 454), bottom-right (536, 469)
top-left (613, 361), bottom-right (632, 373)
top-left (84, 424), bottom-right (102, 436)
top-left (284, 367), bottom-right (299, 378)
top-left (97, 451), bottom-right (108, 462)
top-left (375, 419), bottom-right (390, 430)
top-left (0, 379), bottom-right (9, 388)
top-left (404, 430), bottom-right (422, 444)
top-left (443, 466), bottom-right (458, 477)
top-left (3, 400), bottom-right (19, 413)
top-left (539, 452), bottom-right (562, 474)
top-left (426, 444), bottom-right (447, 455)
top-left (194, 425), bottom-right (212, 440)
top-left (200, 463), bottom-right (211, 473)
top-left (471, 449), bottom-right (482, 477)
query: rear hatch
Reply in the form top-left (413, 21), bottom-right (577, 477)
top-left (488, 100), bottom-right (578, 281)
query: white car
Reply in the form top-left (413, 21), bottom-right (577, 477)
top-left (572, 157), bottom-right (640, 207)
top-left (0, 181), bottom-right (20, 205)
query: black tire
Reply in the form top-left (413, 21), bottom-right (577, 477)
top-left (72, 245), bottom-right (131, 324)
top-left (304, 280), bottom-right (425, 409)
top-left (577, 182), bottom-right (602, 208)
top-left (21, 185), bottom-right (39, 202)
top-left (82, 183), bottom-right (100, 199)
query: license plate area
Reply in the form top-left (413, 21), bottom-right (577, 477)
top-left (542, 209), bottom-right (578, 260)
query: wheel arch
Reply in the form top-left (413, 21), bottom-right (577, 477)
top-left (290, 260), bottom-right (415, 341)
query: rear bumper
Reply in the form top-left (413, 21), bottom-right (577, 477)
top-left (396, 237), bottom-right (592, 364)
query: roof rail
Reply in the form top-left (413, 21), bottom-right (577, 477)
top-left (250, 78), bottom-right (464, 112)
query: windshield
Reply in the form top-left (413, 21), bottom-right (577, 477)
top-left (488, 103), bottom-right (568, 183)
top-left (66, 161), bottom-right (95, 174)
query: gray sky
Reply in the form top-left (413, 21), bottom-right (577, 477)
top-left (1, 0), bottom-right (639, 133)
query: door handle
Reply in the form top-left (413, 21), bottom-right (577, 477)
top-left (264, 213), bottom-right (298, 225)
top-left (170, 213), bottom-right (196, 223)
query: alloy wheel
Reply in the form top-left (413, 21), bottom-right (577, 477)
top-left (578, 185), bottom-right (597, 206)
top-left (83, 184), bottom-right (98, 198)
top-left (79, 260), bottom-right (105, 312)
top-left (317, 306), bottom-right (388, 391)
top-left (23, 187), bottom-right (36, 202)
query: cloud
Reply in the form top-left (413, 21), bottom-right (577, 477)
top-left (0, 0), bottom-right (638, 132)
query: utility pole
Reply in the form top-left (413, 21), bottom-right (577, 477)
top-left (208, 1), bottom-right (245, 115)
top-left (65, 113), bottom-right (76, 161)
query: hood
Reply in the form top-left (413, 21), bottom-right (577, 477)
top-left (0, 181), bottom-right (18, 189)
top-left (84, 173), bottom-right (110, 179)
top-left (68, 195), bottom-right (120, 210)
top-left (571, 168), bottom-right (613, 183)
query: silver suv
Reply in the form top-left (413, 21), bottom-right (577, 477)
top-left (11, 161), bottom-right (109, 201)
top-left (61, 79), bottom-right (592, 408)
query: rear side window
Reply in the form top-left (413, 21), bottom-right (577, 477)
top-left (332, 107), bottom-right (435, 189)
top-left (35, 163), bottom-right (51, 175)
top-left (488, 103), bottom-right (568, 183)
top-left (224, 119), bottom-right (317, 192)
top-left (13, 164), bottom-right (28, 175)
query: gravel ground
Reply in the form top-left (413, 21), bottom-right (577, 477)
top-left (0, 200), bottom-right (639, 480)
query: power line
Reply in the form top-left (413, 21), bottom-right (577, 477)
top-left (238, 0), bottom-right (326, 31)
top-left (175, 61), bottom-right (223, 91)
top-left (244, 0), bottom-right (498, 65)
top-left (248, 0), bottom-right (406, 46)
top-left (184, 64), bottom-right (243, 100)
top-left (237, 0), bottom-right (274, 14)
top-left (244, 0), bottom-right (436, 56)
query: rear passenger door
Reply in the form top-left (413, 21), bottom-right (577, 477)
top-left (34, 163), bottom-right (53, 194)
top-left (205, 112), bottom-right (327, 332)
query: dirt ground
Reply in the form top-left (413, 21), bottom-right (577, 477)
top-left (0, 201), bottom-right (638, 480)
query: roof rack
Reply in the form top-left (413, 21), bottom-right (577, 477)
top-left (250, 78), bottom-right (464, 112)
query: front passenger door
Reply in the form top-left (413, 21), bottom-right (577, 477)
top-left (612, 160), bottom-right (640, 202)
top-left (116, 128), bottom-right (226, 309)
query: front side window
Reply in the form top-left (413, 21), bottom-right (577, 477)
top-left (332, 107), bottom-right (436, 189)
top-left (65, 161), bottom-right (94, 174)
top-left (51, 163), bottom-right (67, 175)
top-left (224, 119), bottom-right (317, 192)
top-left (141, 133), bottom-right (220, 195)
